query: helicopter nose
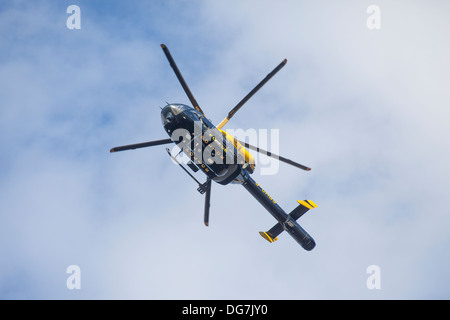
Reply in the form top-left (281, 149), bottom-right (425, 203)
top-left (161, 104), bottom-right (179, 125)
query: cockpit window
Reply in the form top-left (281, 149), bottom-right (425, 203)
top-left (170, 104), bottom-right (186, 115)
top-left (199, 116), bottom-right (215, 129)
top-left (165, 112), bottom-right (175, 123)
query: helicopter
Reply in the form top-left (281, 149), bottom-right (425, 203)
top-left (110, 44), bottom-right (318, 251)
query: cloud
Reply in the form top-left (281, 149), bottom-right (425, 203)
top-left (1, 0), bottom-right (449, 299)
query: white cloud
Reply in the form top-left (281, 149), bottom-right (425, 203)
top-left (1, 0), bottom-right (449, 299)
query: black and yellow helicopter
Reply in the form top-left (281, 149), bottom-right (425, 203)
top-left (110, 44), bottom-right (318, 251)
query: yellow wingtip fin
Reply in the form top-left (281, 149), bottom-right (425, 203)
top-left (259, 231), bottom-right (278, 243)
top-left (297, 200), bottom-right (318, 210)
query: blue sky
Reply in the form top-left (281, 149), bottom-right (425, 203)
top-left (1, 0), bottom-right (450, 299)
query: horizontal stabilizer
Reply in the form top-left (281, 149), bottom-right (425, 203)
top-left (291, 200), bottom-right (317, 220)
top-left (259, 199), bottom-right (317, 244)
top-left (259, 231), bottom-right (279, 243)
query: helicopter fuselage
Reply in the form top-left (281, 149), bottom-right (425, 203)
top-left (161, 103), bottom-right (249, 185)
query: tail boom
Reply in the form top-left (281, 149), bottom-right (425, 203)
top-left (240, 171), bottom-right (316, 251)
top-left (259, 200), bottom-right (317, 249)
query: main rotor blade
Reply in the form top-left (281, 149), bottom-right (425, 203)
top-left (217, 59), bottom-right (287, 129)
top-left (110, 138), bottom-right (172, 153)
top-left (160, 44), bottom-right (205, 115)
top-left (237, 139), bottom-right (311, 171)
top-left (204, 177), bottom-right (212, 226)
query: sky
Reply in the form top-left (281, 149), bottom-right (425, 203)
top-left (0, 0), bottom-right (449, 299)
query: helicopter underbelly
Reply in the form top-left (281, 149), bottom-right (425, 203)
top-left (180, 133), bottom-right (243, 185)
top-left (162, 105), bottom-right (248, 185)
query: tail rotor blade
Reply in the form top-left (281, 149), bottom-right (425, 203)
top-left (204, 177), bottom-right (212, 226)
top-left (160, 44), bottom-right (205, 115)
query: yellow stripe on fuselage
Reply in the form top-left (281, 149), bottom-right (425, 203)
top-left (218, 129), bottom-right (256, 171)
